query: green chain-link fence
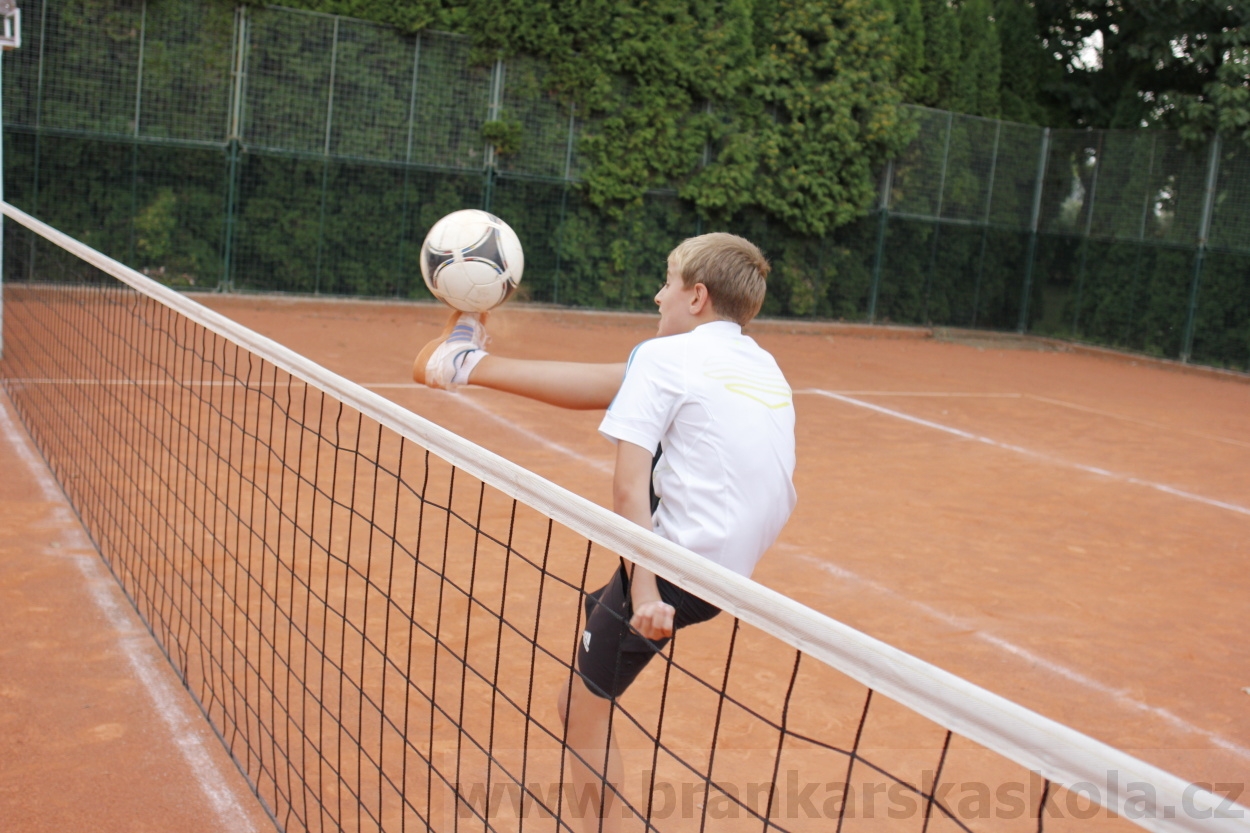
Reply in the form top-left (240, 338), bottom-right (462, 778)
top-left (4, 1), bottom-right (1249, 369)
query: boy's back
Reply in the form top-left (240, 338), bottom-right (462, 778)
top-left (599, 319), bottom-right (796, 578)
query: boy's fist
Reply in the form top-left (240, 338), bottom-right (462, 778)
top-left (630, 600), bottom-right (675, 641)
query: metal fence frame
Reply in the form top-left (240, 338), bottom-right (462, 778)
top-left (3, 1), bottom-right (1248, 368)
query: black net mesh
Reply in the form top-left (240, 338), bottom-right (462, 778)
top-left (3, 213), bottom-right (1191, 833)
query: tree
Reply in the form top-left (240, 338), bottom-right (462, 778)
top-left (1034, 0), bottom-right (1250, 139)
top-left (731, 0), bottom-right (909, 235)
top-left (916, 0), bottom-right (962, 107)
top-left (995, 0), bottom-right (1062, 125)
top-left (888, 0), bottom-right (927, 101)
top-left (950, 0), bottom-right (1000, 117)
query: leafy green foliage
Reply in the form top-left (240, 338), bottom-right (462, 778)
top-left (889, 0), bottom-right (925, 101)
top-left (950, 0), bottom-right (999, 117)
top-left (915, 0), bottom-right (960, 108)
top-left (882, 0), bottom-right (1017, 120)
top-left (482, 118), bottom-right (523, 156)
top-left (994, 0), bottom-right (1062, 126)
top-left (1167, 46), bottom-right (1250, 145)
top-left (134, 188), bottom-right (178, 265)
top-left (742, 0), bottom-right (907, 235)
top-left (239, 0), bottom-right (460, 34)
top-left (256, 0), bottom-right (910, 237)
top-left (1034, 0), bottom-right (1250, 140)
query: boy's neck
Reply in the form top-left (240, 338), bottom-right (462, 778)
top-left (676, 315), bottom-right (738, 335)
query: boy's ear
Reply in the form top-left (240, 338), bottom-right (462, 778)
top-left (690, 283), bottom-right (711, 315)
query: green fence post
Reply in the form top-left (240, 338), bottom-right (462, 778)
top-left (1, 28), bottom-right (5, 357)
top-left (396, 32), bottom-right (420, 298)
top-left (553, 102), bottom-right (575, 305)
top-left (867, 158), bottom-right (892, 324)
top-left (695, 100), bottom-right (709, 238)
top-left (27, 0), bottom-right (45, 281)
top-left (1122, 133), bottom-right (1158, 345)
top-left (1070, 131), bottom-right (1103, 336)
top-left (313, 15), bottom-right (340, 295)
top-left (221, 5), bottom-right (248, 292)
top-left (127, 0), bottom-right (147, 268)
top-left (482, 166), bottom-right (494, 214)
top-left (482, 57), bottom-right (504, 215)
top-left (0, 0), bottom-right (19, 357)
top-left (222, 141), bottom-right (239, 289)
top-left (922, 110), bottom-right (953, 324)
top-left (1181, 134), bottom-right (1221, 363)
top-left (1018, 127), bottom-right (1050, 334)
top-left (971, 119), bottom-right (1001, 329)
top-left (396, 163), bottom-right (410, 297)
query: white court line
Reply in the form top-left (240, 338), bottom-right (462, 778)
top-left (0, 394), bottom-right (93, 543)
top-left (812, 391), bottom-right (1023, 398)
top-left (5, 377), bottom-right (300, 387)
top-left (73, 559), bottom-right (259, 833)
top-left (454, 391), bottom-right (614, 474)
top-left (0, 393), bottom-right (66, 505)
top-left (0, 394), bottom-right (259, 833)
top-left (790, 550), bottom-right (1250, 763)
top-left (386, 385), bottom-right (1008, 396)
top-left (6, 377), bottom-right (415, 390)
top-left (801, 388), bottom-right (1250, 518)
top-left (441, 387), bottom-right (1250, 763)
top-left (1027, 393), bottom-right (1250, 451)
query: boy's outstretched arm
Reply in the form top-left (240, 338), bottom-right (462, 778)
top-left (470, 356), bottom-right (626, 410)
top-left (413, 311), bottom-right (626, 409)
top-left (613, 440), bottom-right (674, 640)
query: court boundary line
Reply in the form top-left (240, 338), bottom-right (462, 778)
top-left (455, 390), bottom-right (614, 474)
top-left (0, 394), bottom-right (259, 833)
top-left (1025, 394), bottom-right (1250, 451)
top-left (803, 389), bottom-right (1250, 518)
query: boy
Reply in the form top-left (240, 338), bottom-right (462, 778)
top-left (413, 232), bottom-right (796, 831)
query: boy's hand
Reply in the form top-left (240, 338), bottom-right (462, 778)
top-left (630, 600), bottom-right (675, 641)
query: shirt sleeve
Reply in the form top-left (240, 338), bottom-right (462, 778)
top-left (598, 338), bottom-right (683, 451)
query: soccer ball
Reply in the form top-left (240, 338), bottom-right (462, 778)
top-left (419, 209), bottom-right (524, 313)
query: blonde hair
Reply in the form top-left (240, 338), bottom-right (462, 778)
top-left (668, 233), bottom-right (770, 326)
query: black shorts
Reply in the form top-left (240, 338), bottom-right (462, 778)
top-left (576, 563), bottom-right (721, 700)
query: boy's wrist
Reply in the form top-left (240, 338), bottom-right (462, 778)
top-left (630, 585), bottom-right (662, 610)
top-left (629, 567), bottom-right (663, 610)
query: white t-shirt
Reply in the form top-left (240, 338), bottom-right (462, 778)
top-left (598, 320), bottom-right (797, 577)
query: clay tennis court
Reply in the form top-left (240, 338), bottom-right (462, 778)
top-left (2, 291), bottom-right (1247, 831)
top-left (201, 296), bottom-right (1250, 782)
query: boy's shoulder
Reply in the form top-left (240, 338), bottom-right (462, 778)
top-left (628, 325), bottom-right (782, 390)
top-left (626, 332), bottom-right (685, 365)
top-left (627, 327), bottom-right (708, 370)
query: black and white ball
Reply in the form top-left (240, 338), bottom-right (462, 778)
top-left (419, 209), bottom-right (524, 313)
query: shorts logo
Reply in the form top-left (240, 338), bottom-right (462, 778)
top-left (582, 630), bottom-right (592, 652)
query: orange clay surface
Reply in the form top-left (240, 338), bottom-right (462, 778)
top-left (0, 389), bottom-right (275, 833)
top-left (4, 294), bottom-right (1249, 829)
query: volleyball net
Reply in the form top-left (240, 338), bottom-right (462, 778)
top-left (0, 202), bottom-right (1244, 833)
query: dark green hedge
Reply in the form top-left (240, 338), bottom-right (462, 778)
top-left (247, 0), bottom-right (1040, 237)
